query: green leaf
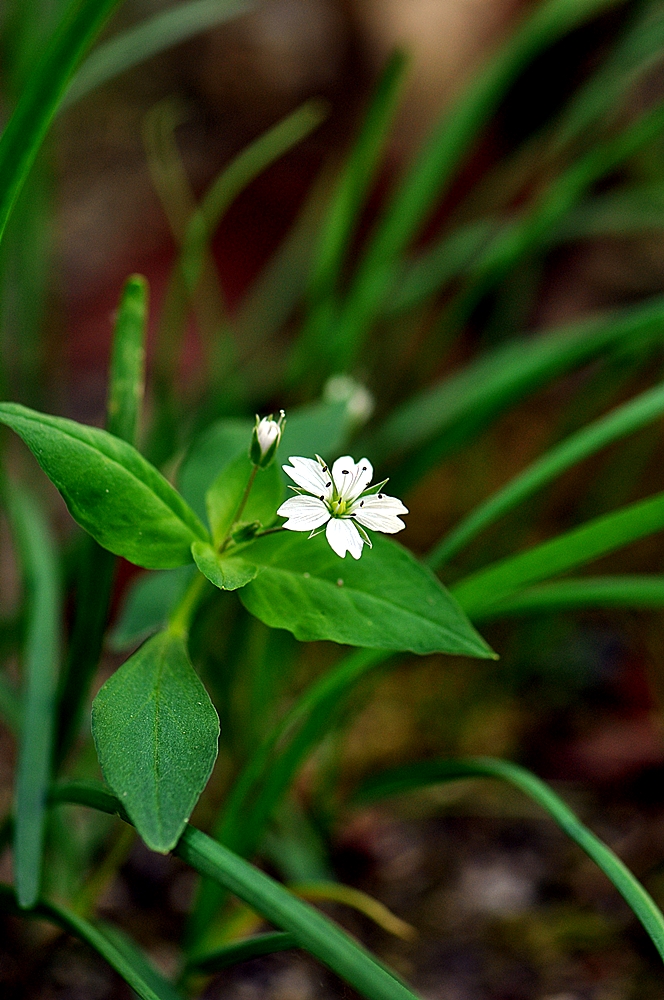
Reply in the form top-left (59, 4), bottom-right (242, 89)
top-left (63, 0), bottom-right (251, 109)
top-left (239, 532), bottom-right (494, 657)
top-left (110, 565), bottom-right (196, 651)
top-left (353, 757), bottom-right (664, 965)
top-left (106, 274), bottom-right (148, 446)
top-left (429, 379), bottom-right (664, 567)
top-left (0, 403), bottom-right (208, 569)
top-left (205, 453), bottom-right (281, 545)
top-left (192, 540), bottom-right (259, 591)
top-left (473, 575), bottom-right (664, 620)
top-left (8, 483), bottom-right (60, 908)
top-left (452, 489), bottom-right (664, 618)
top-left (91, 631), bottom-right (219, 852)
top-left (0, 0), bottom-right (124, 246)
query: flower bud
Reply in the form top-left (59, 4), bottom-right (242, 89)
top-left (250, 410), bottom-right (285, 467)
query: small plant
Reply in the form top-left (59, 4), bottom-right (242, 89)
top-left (3, 0), bottom-right (664, 996)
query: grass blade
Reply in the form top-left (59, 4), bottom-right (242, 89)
top-left (187, 931), bottom-right (297, 973)
top-left (56, 275), bottom-right (149, 763)
top-left (7, 484), bottom-right (60, 908)
top-left (0, 883), bottom-right (183, 1000)
top-left (0, 0), bottom-right (124, 246)
top-left (292, 51), bottom-right (408, 378)
top-left (353, 757), bottom-right (664, 963)
top-left (62, 0), bottom-right (251, 109)
top-left (332, 0), bottom-right (626, 367)
top-left (52, 781), bottom-right (422, 1000)
top-left (430, 379), bottom-right (664, 568)
top-left (106, 274), bottom-right (148, 446)
top-left (473, 575), bottom-right (664, 619)
top-left (364, 294), bottom-right (664, 485)
top-left (451, 489), bottom-right (664, 618)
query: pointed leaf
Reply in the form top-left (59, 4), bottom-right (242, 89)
top-left (92, 631), bottom-right (219, 852)
top-left (0, 403), bottom-right (208, 568)
top-left (238, 532), bottom-right (494, 657)
top-left (192, 540), bottom-right (259, 591)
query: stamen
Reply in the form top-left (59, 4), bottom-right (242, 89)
top-left (326, 481), bottom-right (331, 487)
top-left (342, 469), bottom-right (349, 475)
top-left (319, 495), bottom-right (324, 500)
top-left (360, 500), bottom-right (364, 507)
top-left (378, 494), bottom-right (383, 499)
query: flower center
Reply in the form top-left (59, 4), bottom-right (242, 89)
top-left (330, 497), bottom-right (349, 517)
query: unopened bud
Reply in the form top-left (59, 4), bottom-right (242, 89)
top-left (250, 410), bottom-right (285, 467)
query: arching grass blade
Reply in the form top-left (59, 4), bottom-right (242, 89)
top-left (353, 757), bottom-right (664, 964)
top-left (473, 575), bottom-right (664, 619)
top-left (0, 0), bottom-right (125, 246)
top-left (63, 0), bottom-right (251, 109)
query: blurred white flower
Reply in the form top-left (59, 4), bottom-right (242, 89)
top-left (278, 454), bottom-right (408, 559)
top-left (324, 374), bottom-right (374, 425)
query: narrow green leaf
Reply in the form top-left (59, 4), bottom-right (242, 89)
top-left (205, 453), bottom-right (281, 545)
top-left (180, 101), bottom-right (327, 297)
top-left (107, 274), bottom-right (148, 445)
top-left (63, 0), bottom-right (252, 109)
top-left (474, 575), bottom-right (664, 620)
top-left (0, 0), bottom-right (124, 246)
top-left (50, 783), bottom-right (421, 1000)
top-left (91, 631), bottom-right (219, 852)
top-left (353, 757), bottom-right (664, 964)
top-left (110, 565), bottom-right (196, 651)
top-left (332, 0), bottom-right (626, 367)
top-left (430, 379), bottom-right (664, 567)
top-left (239, 532), bottom-right (494, 657)
top-left (293, 50), bottom-right (407, 376)
top-left (8, 484), bottom-right (60, 908)
top-left (364, 294), bottom-right (664, 480)
top-left (0, 883), bottom-right (183, 1000)
top-left (56, 279), bottom-right (149, 761)
top-left (192, 540), bottom-right (259, 591)
top-left (0, 402), bottom-right (208, 568)
top-left (452, 489), bottom-right (664, 618)
top-left (188, 931), bottom-right (297, 973)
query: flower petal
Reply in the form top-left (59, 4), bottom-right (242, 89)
top-left (283, 456), bottom-right (334, 500)
top-left (331, 456), bottom-right (373, 501)
top-left (326, 517), bottom-right (365, 559)
top-left (352, 493), bottom-right (408, 534)
top-left (278, 495), bottom-right (330, 531)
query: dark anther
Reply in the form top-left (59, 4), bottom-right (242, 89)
top-left (378, 494), bottom-right (383, 499)
top-left (326, 481), bottom-right (331, 487)
top-left (360, 500), bottom-right (364, 506)
top-left (319, 495), bottom-right (324, 500)
top-left (342, 469), bottom-right (349, 475)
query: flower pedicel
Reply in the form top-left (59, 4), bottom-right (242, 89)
top-left (278, 455), bottom-right (408, 559)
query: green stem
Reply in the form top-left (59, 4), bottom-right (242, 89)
top-left (168, 571), bottom-right (208, 638)
top-left (220, 465), bottom-right (258, 552)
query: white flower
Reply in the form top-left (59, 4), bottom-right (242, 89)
top-left (277, 454), bottom-right (408, 559)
